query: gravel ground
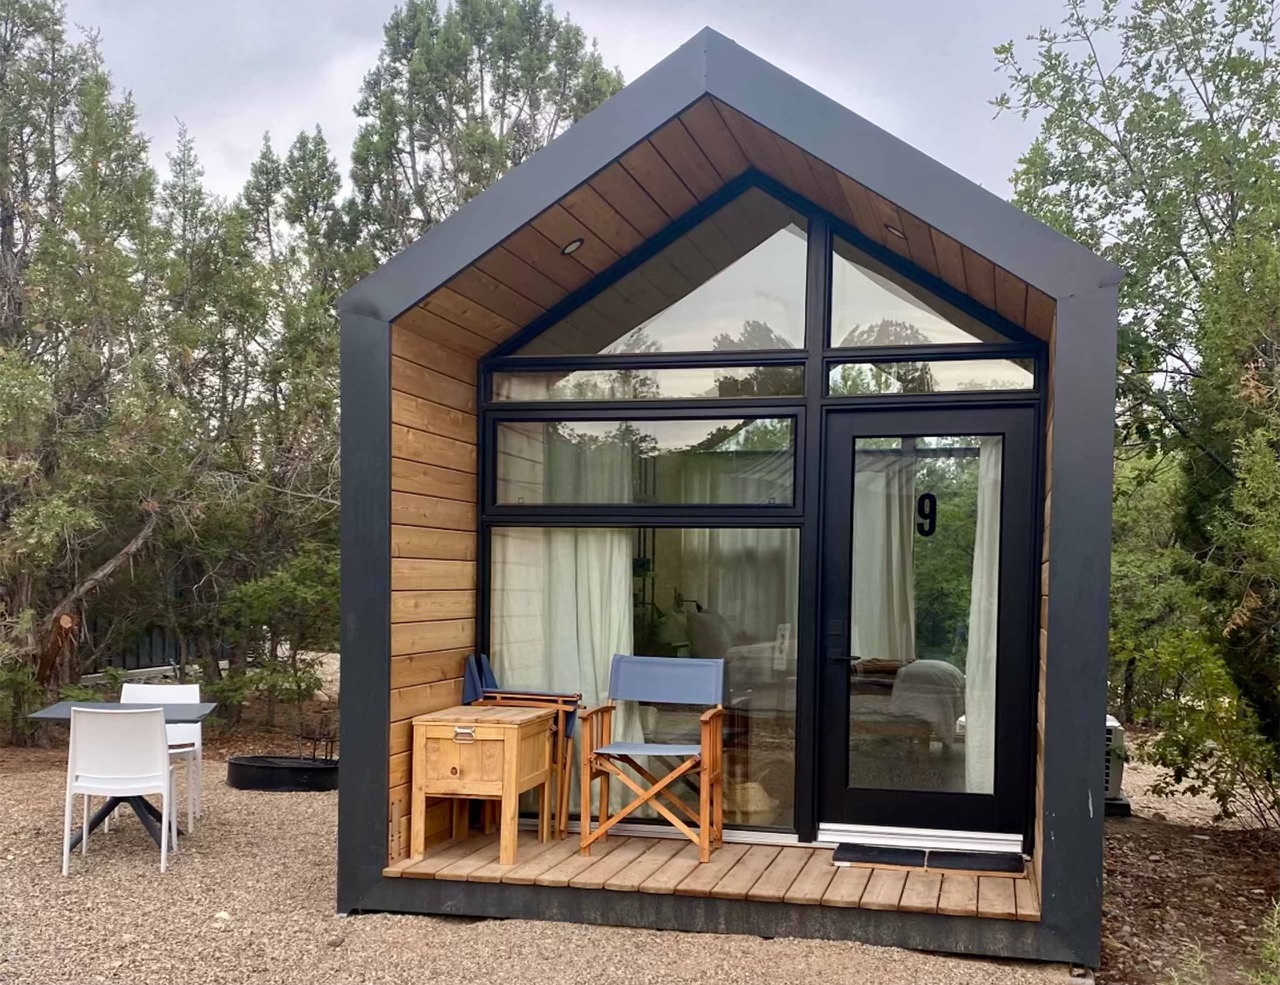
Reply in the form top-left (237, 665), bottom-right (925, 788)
top-left (0, 750), bottom-right (1074, 985)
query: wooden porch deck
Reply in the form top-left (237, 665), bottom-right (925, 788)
top-left (383, 833), bottom-right (1041, 921)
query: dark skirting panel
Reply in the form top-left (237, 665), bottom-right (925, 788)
top-left (356, 877), bottom-right (1079, 964)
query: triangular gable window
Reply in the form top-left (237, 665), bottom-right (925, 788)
top-left (516, 187), bottom-right (807, 356)
top-left (831, 235), bottom-right (1012, 347)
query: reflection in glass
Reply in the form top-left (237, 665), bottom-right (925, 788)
top-left (493, 365), bottom-right (805, 401)
top-left (830, 236), bottom-right (1012, 347)
top-left (490, 526), bottom-right (800, 829)
top-left (495, 418), bottom-right (795, 506)
top-left (847, 435), bottom-right (1002, 795)
top-left (516, 187), bottom-right (807, 355)
top-left (827, 360), bottom-right (1034, 395)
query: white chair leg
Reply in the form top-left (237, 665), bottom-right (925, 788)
top-left (160, 781), bottom-right (170, 873)
top-left (194, 744), bottom-right (203, 817)
top-left (103, 804), bottom-right (110, 834)
top-left (81, 795), bottom-right (89, 856)
top-left (186, 767), bottom-right (194, 833)
top-left (62, 786), bottom-right (74, 876)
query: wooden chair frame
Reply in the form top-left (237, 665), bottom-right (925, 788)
top-left (580, 702), bottom-right (725, 862)
top-left (472, 689), bottom-right (580, 839)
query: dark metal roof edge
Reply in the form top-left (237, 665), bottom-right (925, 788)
top-left (701, 30), bottom-right (1122, 300)
top-left (337, 28), bottom-right (716, 321)
top-left (340, 26), bottom-right (1121, 322)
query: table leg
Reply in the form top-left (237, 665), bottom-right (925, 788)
top-left (125, 796), bottom-right (163, 845)
top-left (538, 778), bottom-right (550, 843)
top-left (66, 796), bottom-right (122, 851)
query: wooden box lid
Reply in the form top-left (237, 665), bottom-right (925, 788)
top-left (413, 705), bottom-right (554, 726)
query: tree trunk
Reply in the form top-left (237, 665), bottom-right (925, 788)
top-left (34, 510), bottom-right (159, 685)
top-left (1122, 654), bottom-right (1137, 725)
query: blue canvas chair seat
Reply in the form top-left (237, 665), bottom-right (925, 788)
top-left (462, 653), bottom-right (581, 840)
top-left (580, 654), bottom-right (725, 863)
top-left (595, 741), bottom-right (703, 758)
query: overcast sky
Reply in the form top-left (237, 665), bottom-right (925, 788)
top-left (65, 0), bottom-right (1067, 203)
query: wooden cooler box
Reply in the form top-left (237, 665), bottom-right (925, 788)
top-left (410, 705), bottom-right (554, 864)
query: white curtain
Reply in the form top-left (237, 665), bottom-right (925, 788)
top-left (964, 436), bottom-right (1002, 794)
top-left (490, 422), bottom-right (642, 812)
top-left (679, 449), bottom-right (799, 656)
top-left (850, 447), bottom-right (917, 663)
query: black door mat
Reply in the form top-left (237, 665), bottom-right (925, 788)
top-left (832, 843), bottom-right (1024, 872)
top-left (926, 849), bottom-right (1024, 872)
top-left (832, 844), bottom-right (926, 867)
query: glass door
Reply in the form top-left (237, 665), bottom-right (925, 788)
top-left (818, 407), bottom-right (1037, 835)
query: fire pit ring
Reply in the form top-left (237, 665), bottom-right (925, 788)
top-left (226, 755), bottom-right (338, 792)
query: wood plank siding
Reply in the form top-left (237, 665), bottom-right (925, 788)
top-left (386, 317), bottom-right (481, 863)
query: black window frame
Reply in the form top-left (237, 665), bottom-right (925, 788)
top-left (475, 170), bottom-right (1048, 843)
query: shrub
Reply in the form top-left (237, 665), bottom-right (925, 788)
top-left (1134, 631), bottom-right (1279, 828)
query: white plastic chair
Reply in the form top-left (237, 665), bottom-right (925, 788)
top-left (120, 682), bottom-right (202, 828)
top-left (63, 707), bottom-right (176, 874)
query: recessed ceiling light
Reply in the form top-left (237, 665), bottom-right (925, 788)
top-left (884, 223), bottom-right (906, 239)
top-left (561, 237), bottom-right (584, 256)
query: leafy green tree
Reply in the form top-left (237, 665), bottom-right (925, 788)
top-left (995, 0), bottom-right (1280, 459)
top-left (350, 0), bottom-right (622, 256)
top-left (997, 0), bottom-right (1280, 758)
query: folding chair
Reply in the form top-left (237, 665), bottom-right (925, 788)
top-left (580, 654), bottom-right (725, 862)
top-left (463, 653), bottom-right (581, 839)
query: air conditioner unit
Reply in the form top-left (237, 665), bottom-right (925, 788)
top-left (1104, 715), bottom-right (1131, 816)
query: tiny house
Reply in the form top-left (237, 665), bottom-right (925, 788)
top-left (337, 28), bottom-right (1119, 966)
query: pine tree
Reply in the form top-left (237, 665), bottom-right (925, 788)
top-left (349, 0), bottom-right (622, 257)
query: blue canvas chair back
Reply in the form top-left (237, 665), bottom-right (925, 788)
top-left (607, 654), bottom-right (724, 706)
top-left (462, 652), bottom-right (499, 705)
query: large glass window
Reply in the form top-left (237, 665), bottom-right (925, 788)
top-left (492, 365), bottom-right (805, 401)
top-left (495, 418), bottom-right (795, 506)
top-left (830, 236), bottom-right (1012, 347)
top-left (828, 359), bottom-right (1033, 395)
top-left (515, 187), bottom-right (807, 356)
top-left (490, 525), bottom-right (800, 829)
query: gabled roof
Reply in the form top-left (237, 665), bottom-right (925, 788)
top-left (339, 27), bottom-right (1120, 333)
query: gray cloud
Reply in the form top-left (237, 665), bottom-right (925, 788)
top-left (67, 0), bottom-right (1063, 201)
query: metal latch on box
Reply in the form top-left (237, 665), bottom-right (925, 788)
top-left (452, 726), bottom-right (476, 743)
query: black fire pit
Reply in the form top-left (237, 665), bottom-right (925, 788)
top-left (226, 755), bottom-right (339, 792)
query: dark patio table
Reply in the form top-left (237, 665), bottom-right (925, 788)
top-left (30, 700), bottom-right (217, 849)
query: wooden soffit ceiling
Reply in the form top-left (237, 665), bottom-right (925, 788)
top-left (394, 96), bottom-right (1055, 357)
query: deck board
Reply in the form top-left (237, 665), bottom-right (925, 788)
top-left (822, 865), bottom-right (874, 907)
top-left (861, 868), bottom-right (908, 910)
top-left (898, 870), bottom-right (943, 913)
top-left (436, 838), bottom-right (506, 881)
top-left (709, 845), bottom-right (781, 900)
top-left (468, 834), bottom-right (560, 883)
top-left (783, 849), bottom-right (837, 905)
top-left (639, 843), bottom-right (704, 895)
top-left (938, 874), bottom-right (980, 916)
top-left (536, 837), bottom-right (625, 887)
top-left (568, 838), bottom-right (652, 890)
top-left (604, 839), bottom-right (687, 892)
top-left (400, 835), bottom-right (498, 879)
top-left (501, 837), bottom-right (584, 885)
top-left (674, 843), bottom-right (750, 897)
top-left (746, 847), bottom-right (812, 902)
top-left (978, 876), bottom-right (1018, 919)
top-left (386, 832), bottom-right (1037, 922)
top-left (1014, 878), bottom-right (1041, 921)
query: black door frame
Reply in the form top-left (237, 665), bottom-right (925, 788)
top-left (815, 404), bottom-right (1038, 835)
